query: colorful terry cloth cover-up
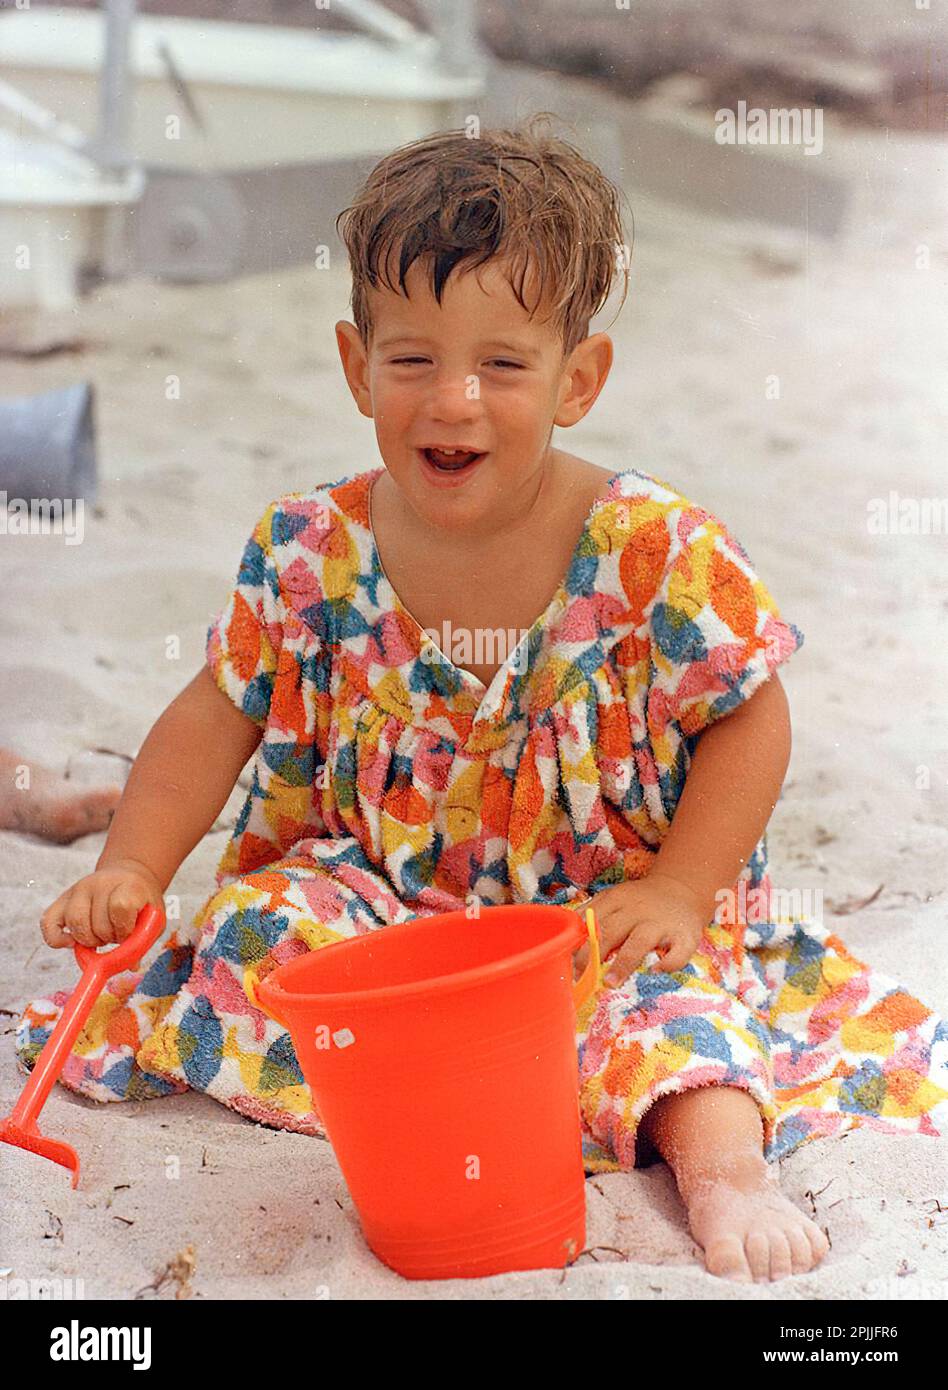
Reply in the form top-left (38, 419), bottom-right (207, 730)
top-left (14, 466), bottom-right (948, 1172)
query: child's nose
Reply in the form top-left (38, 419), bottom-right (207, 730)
top-left (427, 371), bottom-right (482, 415)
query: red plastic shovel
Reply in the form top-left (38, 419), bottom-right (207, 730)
top-left (0, 902), bottom-right (166, 1187)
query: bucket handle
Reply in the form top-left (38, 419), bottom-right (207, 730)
top-left (245, 968), bottom-right (286, 1029)
top-left (572, 907), bottom-right (602, 1010)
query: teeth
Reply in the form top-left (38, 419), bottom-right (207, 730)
top-left (423, 446), bottom-right (484, 476)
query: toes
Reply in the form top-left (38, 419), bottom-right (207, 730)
top-left (806, 1222), bottom-right (831, 1265)
top-left (691, 1187), bottom-right (831, 1284)
top-left (745, 1229), bottom-right (772, 1281)
top-left (786, 1224), bottom-right (815, 1274)
top-left (704, 1234), bottom-right (753, 1282)
top-left (767, 1231), bottom-right (794, 1280)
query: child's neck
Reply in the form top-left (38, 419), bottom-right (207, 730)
top-left (380, 448), bottom-right (581, 560)
top-left (369, 450), bottom-right (617, 689)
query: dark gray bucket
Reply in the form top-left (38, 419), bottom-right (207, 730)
top-left (0, 382), bottom-right (97, 506)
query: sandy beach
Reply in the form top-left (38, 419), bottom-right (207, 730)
top-left (2, 113), bottom-right (947, 1298)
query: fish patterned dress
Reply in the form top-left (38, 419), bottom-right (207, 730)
top-left (14, 466), bottom-right (948, 1172)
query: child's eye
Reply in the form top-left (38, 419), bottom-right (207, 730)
top-left (389, 357), bottom-right (523, 369)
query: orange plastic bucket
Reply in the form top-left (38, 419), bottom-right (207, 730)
top-left (250, 903), bottom-right (601, 1280)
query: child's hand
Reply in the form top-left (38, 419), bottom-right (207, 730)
top-left (574, 873), bottom-right (712, 987)
top-left (39, 859), bottom-right (164, 950)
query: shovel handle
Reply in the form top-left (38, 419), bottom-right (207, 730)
top-left (73, 901), bottom-right (166, 978)
top-left (11, 903), bottom-right (166, 1132)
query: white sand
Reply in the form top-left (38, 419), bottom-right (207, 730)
top-left (1, 149), bottom-right (946, 1299)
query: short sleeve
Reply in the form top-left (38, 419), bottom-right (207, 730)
top-left (205, 500), bottom-right (284, 727)
top-left (646, 504), bottom-right (804, 740)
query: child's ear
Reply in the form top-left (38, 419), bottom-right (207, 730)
top-left (335, 321), bottom-right (374, 419)
top-left (554, 332), bottom-right (614, 428)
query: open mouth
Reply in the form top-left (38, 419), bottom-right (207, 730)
top-left (420, 447), bottom-right (487, 473)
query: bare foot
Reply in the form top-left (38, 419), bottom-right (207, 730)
top-left (0, 747), bottom-right (122, 844)
top-left (681, 1154), bottom-right (830, 1282)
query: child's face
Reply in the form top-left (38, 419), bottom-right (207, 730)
top-left (335, 255), bottom-right (612, 536)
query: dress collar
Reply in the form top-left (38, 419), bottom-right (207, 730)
top-left (282, 465), bottom-right (653, 747)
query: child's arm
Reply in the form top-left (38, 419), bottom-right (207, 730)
top-left (649, 673), bottom-right (793, 919)
top-left (40, 667), bottom-right (263, 948)
top-left (95, 666), bottom-right (264, 892)
top-left (582, 675), bottom-right (793, 983)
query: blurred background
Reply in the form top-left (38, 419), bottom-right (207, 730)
top-left (2, 0), bottom-right (946, 309)
top-left (1, 0), bottom-right (947, 1299)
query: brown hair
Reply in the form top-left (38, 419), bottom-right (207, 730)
top-left (334, 113), bottom-right (632, 361)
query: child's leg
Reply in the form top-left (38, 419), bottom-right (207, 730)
top-left (638, 1084), bottom-right (829, 1282)
top-left (575, 910), bottom-right (830, 1282)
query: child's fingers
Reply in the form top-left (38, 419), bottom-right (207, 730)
top-left (40, 892), bottom-right (73, 949)
top-left (574, 902), bottom-right (652, 980)
top-left (583, 904), bottom-right (638, 969)
top-left (90, 883), bottom-right (122, 946)
top-left (107, 881), bottom-right (150, 940)
top-left (603, 923), bottom-right (667, 986)
top-left (61, 885), bottom-right (100, 948)
top-left (651, 938), bottom-right (688, 972)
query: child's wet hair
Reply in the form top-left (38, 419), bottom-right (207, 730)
top-left (334, 112), bottom-right (632, 361)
